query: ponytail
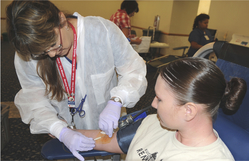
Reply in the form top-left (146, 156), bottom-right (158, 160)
top-left (220, 78), bottom-right (247, 115)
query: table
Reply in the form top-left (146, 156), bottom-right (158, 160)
top-left (149, 42), bottom-right (169, 59)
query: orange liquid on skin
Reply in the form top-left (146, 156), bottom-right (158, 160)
top-left (95, 131), bottom-right (113, 144)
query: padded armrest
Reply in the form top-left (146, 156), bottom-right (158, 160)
top-left (213, 113), bottom-right (249, 160)
top-left (41, 139), bottom-right (118, 160)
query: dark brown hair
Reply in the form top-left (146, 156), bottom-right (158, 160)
top-left (192, 13), bottom-right (210, 30)
top-left (121, 0), bottom-right (139, 15)
top-left (160, 57), bottom-right (247, 118)
top-left (6, 0), bottom-right (65, 101)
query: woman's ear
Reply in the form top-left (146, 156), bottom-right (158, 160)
top-left (183, 103), bottom-right (197, 121)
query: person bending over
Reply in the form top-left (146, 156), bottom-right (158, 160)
top-left (110, 0), bottom-right (142, 44)
top-left (6, 1), bottom-right (147, 160)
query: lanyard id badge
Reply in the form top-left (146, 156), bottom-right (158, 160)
top-left (204, 35), bottom-right (209, 40)
top-left (68, 95), bottom-right (87, 129)
top-left (56, 22), bottom-right (80, 129)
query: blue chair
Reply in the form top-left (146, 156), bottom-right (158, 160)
top-left (42, 41), bottom-right (249, 160)
top-left (195, 41), bottom-right (249, 160)
top-left (41, 138), bottom-right (120, 160)
top-left (41, 108), bottom-right (150, 160)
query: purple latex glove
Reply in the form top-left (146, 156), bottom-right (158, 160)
top-left (99, 100), bottom-right (122, 137)
top-left (59, 127), bottom-right (95, 161)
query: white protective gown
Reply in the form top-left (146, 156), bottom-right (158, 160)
top-left (14, 12), bottom-right (147, 138)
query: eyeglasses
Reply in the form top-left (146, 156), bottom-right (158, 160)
top-left (31, 28), bottom-right (62, 60)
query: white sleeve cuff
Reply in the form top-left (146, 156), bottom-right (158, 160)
top-left (49, 121), bottom-right (68, 139)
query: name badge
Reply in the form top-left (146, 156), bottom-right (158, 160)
top-left (204, 35), bottom-right (209, 40)
top-left (68, 100), bottom-right (75, 108)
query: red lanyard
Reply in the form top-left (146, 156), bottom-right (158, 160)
top-left (56, 22), bottom-right (77, 108)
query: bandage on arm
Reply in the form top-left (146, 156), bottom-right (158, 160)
top-left (76, 129), bottom-right (123, 154)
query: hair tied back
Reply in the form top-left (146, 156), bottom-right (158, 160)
top-left (220, 77), bottom-right (247, 115)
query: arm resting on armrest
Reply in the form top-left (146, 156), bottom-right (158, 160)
top-left (76, 129), bottom-right (123, 154)
top-left (76, 116), bottom-right (144, 154)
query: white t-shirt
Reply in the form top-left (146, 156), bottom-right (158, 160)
top-left (126, 114), bottom-right (234, 161)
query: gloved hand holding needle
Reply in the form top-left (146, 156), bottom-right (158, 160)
top-left (59, 127), bottom-right (95, 161)
top-left (99, 100), bottom-right (122, 137)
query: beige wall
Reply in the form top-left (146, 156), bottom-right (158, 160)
top-left (209, 1), bottom-right (249, 42)
top-left (1, 0), bottom-right (12, 34)
top-left (131, 0), bottom-right (174, 36)
top-left (1, 0), bottom-right (121, 34)
top-left (164, 0), bottom-right (249, 56)
top-left (51, 1), bottom-right (120, 19)
top-left (163, 1), bottom-right (199, 56)
top-left (1, 0), bottom-right (249, 55)
top-left (169, 1), bottom-right (199, 34)
top-left (168, 0), bottom-right (249, 41)
top-left (53, 1), bottom-right (174, 37)
top-left (1, 0), bottom-right (174, 35)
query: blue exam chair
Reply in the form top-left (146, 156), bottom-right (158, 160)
top-left (195, 41), bottom-right (249, 160)
top-left (41, 108), bottom-right (150, 160)
top-left (41, 139), bottom-right (120, 160)
top-left (41, 41), bottom-right (249, 160)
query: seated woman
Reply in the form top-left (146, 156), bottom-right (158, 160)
top-left (70, 57), bottom-right (246, 160)
top-left (186, 14), bottom-right (214, 57)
